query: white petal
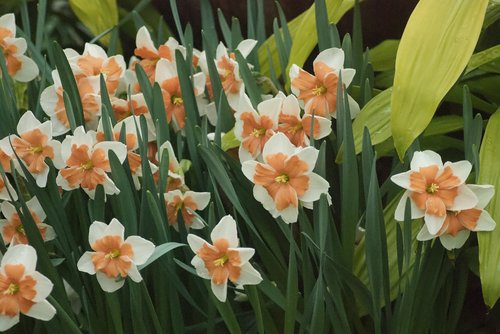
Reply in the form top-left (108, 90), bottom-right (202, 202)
top-left (187, 234), bottom-right (207, 253)
top-left (262, 133), bottom-right (295, 162)
top-left (314, 47), bottom-right (344, 71)
top-left (238, 145), bottom-right (257, 163)
top-left (227, 91), bottom-right (244, 111)
top-left (416, 224), bottom-right (436, 241)
top-left (88, 221), bottom-right (109, 245)
top-left (215, 42), bottom-right (228, 60)
top-left (257, 97), bottom-right (281, 125)
top-left (191, 256), bottom-right (210, 279)
top-left (94, 141), bottom-right (128, 165)
top-left (236, 262), bottom-right (262, 285)
top-left (0, 13), bottom-right (16, 36)
top-left (390, 170), bottom-right (413, 190)
top-left (136, 26), bottom-right (157, 54)
top-left (442, 161), bottom-right (471, 185)
top-left (77, 252), bottom-right (97, 275)
top-left (211, 215), bottom-right (239, 247)
top-left (30, 272), bottom-right (53, 302)
top-left (410, 150), bottom-right (443, 171)
top-left (253, 185), bottom-right (278, 216)
top-left (1, 201), bottom-right (17, 221)
top-left (347, 94), bottom-right (361, 119)
top-left (0, 314), bottom-right (19, 331)
top-left (211, 279), bottom-right (228, 302)
top-left (280, 94), bottom-right (301, 117)
top-left (236, 39), bottom-right (257, 58)
top-left (17, 111), bottom-right (41, 135)
top-left (12, 55), bottom-right (39, 82)
top-left (192, 72), bottom-right (206, 96)
top-left (439, 230), bottom-right (470, 250)
top-left (84, 43), bottom-right (107, 59)
top-left (292, 146), bottom-right (319, 173)
top-left (26, 197), bottom-right (45, 221)
top-left (124, 236), bottom-right (155, 266)
top-left (1, 244), bottom-right (37, 272)
top-left (299, 173), bottom-right (329, 203)
top-left (474, 210), bottom-right (496, 231)
top-left (155, 59), bottom-right (177, 84)
top-left (279, 205), bottom-right (299, 224)
top-left (96, 272), bottom-right (125, 293)
top-left (241, 160), bottom-right (258, 182)
top-left (394, 190), bottom-right (425, 221)
top-left (104, 218), bottom-right (125, 238)
top-left (43, 225), bottom-right (56, 242)
top-left (34, 167), bottom-right (50, 188)
top-left (340, 68), bottom-right (356, 88)
top-left (424, 212), bottom-right (446, 235)
top-left (467, 184), bottom-right (495, 209)
top-left (185, 191), bottom-right (211, 210)
top-left (232, 247), bottom-right (254, 265)
top-left (448, 185), bottom-right (478, 211)
top-left (50, 140), bottom-right (65, 169)
top-left (126, 263), bottom-right (143, 282)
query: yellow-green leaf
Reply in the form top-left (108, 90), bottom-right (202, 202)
top-left (69, 0), bottom-right (119, 45)
top-left (466, 44), bottom-right (500, 74)
top-left (258, 0), bottom-right (354, 79)
top-left (221, 129), bottom-right (241, 152)
top-left (477, 109), bottom-right (500, 308)
top-left (369, 39), bottom-right (400, 72)
top-left (391, 0), bottom-right (488, 159)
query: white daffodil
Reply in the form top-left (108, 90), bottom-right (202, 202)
top-left (77, 218), bottom-right (155, 293)
top-left (391, 150), bottom-right (478, 235)
top-left (0, 244), bottom-right (56, 331)
top-left (0, 197), bottom-right (55, 246)
top-left (289, 47), bottom-right (359, 119)
top-left (187, 215), bottom-right (262, 302)
top-left (164, 190), bottom-right (210, 230)
top-left (242, 132), bottom-right (330, 223)
top-left (417, 184), bottom-right (496, 250)
top-left (56, 126), bottom-right (127, 199)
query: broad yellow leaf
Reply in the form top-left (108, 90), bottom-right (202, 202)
top-left (258, 0), bottom-right (354, 79)
top-left (466, 44), bottom-right (500, 74)
top-left (391, 0), bottom-right (488, 159)
top-left (478, 109), bottom-right (500, 308)
top-left (69, 0), bottom-right (119, 45)
top-left (369, 39), bottom-right (400, 72)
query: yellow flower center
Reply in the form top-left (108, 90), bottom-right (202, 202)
top-left (15, 224), bottom-right (25, 236)
top-left (105, 249), bottom-right (121, 259)
top-left (312, 85), bottom-right (327, 96)
top-left (29, 145), bottom-right (44, 154)
top-left (289, 123), bottom-right (303, 135)
top-left (213, 254), bottom-right (229, 267)
top-left (4, 283), bottom-right (19, 295)
top-left (252, 128), bottom-right (266, 137)
top-left (426, 183), bottom-right (439, 194)
top-left (81, 160), bottom-right (94, 170)
top-left (172, 96), bottom-right (184, 106)
top-left (275, 174), bottom-right (290, 184)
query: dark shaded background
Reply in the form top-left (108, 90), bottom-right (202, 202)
top-left (155, 0), bottom-right (419, 49)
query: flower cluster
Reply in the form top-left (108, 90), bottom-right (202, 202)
top-left (391, 150), bottom-right (496, 250)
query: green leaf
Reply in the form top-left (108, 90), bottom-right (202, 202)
top-left (137, 242), bottom-right (185, 270)
top-left (258, 0), bottom-right (355, 79)
top-left (369, 39), bottom-right (400, 72)
top-left (69, 0), bottom-right (118, 45)
top-left (465, 44), bottom-right (500, 74)
top-left (391, 0), bottom-right (489, 159)
top-left (477, 109), bottom-right (500, 307)
top-left (221, 128), bottom-right (241, 151)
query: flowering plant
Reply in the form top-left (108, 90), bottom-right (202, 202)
top-left (0, 0), bottom-right (498, 332)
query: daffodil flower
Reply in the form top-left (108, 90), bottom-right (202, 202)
top-left (40, 70), bottom-right (102, 136)
top-left (0, 197), bottom-right (55, 246)
top-left (165, 190), bottom-right (210, 230)
top-left (3, 111), bottom-right (64, 187)
top-left (154, 59), bottom-right (206, 131)
top-left (77, 218), bottom-right (155, 293)
top-left (289, 47), bottom-right (359, 119)
top-left (234, 94), bottom-right (281, 162)
top-left (187, 215), bottom-right (262, 302)
top-left (0, 244), bottom-right (56, 331)
top-left (65, 43), bottom-right (126, 95)
top-left (275, 92), bottom-right (332, 147)
top-left (242, 132), bottom-right (330, 223)
top-left (0, 14), bottom-right (39, 82)
top-left (391, 150), bottom-right (478, 234)
top-left (56, 126), bottom-right (127, 199)
top-left (417, 184), bottom-right (496, 250)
